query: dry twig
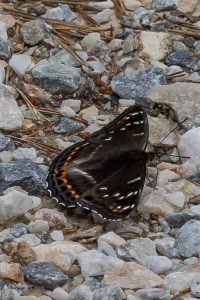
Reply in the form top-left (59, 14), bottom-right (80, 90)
top-left (6, 135), bottom-right (61, 154)
top-left (16, 88), bottom-right (50, 123)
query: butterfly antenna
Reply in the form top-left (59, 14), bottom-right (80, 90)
top-left (157, 117), bottom-right (188, 146)
top-left (149, 152), bottom-right (190, 159)
top-left (164, 154), bottom-right (190, 159)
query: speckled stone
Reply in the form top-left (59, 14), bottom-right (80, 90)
top-left (23, 262), bottom-right (68, 290)
top-left (0, 159), bottom-right (46, 196)
top-left (53, 117), bottom-right (85, 134)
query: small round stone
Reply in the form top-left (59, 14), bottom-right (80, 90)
top-left (143, 255), bottom-right (172, 274)
top-left (51, 287), bottom-right (69, 300)
top-left (28, 220), bottom-right (49, 233)
top-left (50, 230), bottom-right (64, 241)
top-left (10, 223), bottom-right (28, 238)
top-left (16, 234), bottom-right (41, 247)
top-left (191, 280), bottom-right (200, 298)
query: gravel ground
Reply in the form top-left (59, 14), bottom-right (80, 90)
top-left (0, 0), bottom-right (200, 299)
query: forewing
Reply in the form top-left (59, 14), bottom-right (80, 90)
top-left (89, 105), bottom-right (148, 156)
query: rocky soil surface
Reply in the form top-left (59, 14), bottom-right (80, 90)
top-left (0, 0), bottom-right (200, 299)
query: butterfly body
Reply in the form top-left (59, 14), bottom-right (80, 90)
top-left (47, 105), bottom-right (149, 220)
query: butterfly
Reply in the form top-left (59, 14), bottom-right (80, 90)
top-left (47, 105), bottom-right (149, 221)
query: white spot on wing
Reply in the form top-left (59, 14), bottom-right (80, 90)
top-left (122, 205), bottom-right (131, 211)
top-left (131, 111), bottom-right (143, 116)
top-left (72, 168), bottom-right (96, 184)
top-left (105, 137), bottom-right (112, 141)
top-left (52, 197), bottom-right (59, 203)
top-left (83, 206), bottom-right (90, 211)
top-left (133, 121), bottom-right (144, 124)
top-left (123, 116), bottom-right (130, 120)
top-left (127, 177), bottom-right (141, 184)
top-left (99, 187), bottom-right (108, 191)
top-left (126, 192), bottom-right (134, 198)
top-left (47, 189), bottom-right (52, 197)
top-left (102, 194), bottom-right (109, 198)
top-left (132, 133), bottom-right (144, 136)
top-left (113, 193), bottom-right (120, 197)
top-left (119, 196), bottom-right (125, 200)
top-left (120, 127), bottom-right (126, 131)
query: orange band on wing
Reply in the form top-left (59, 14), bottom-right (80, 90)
top-left (53, 142), bottom-right (91, 201)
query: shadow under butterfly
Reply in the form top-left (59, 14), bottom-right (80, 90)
top-left (47, 105), bottom-right (150, 221)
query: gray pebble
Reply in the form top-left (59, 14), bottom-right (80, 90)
top-left (111, 67), bottom-right (166, 105)
top-left (136, 288), bottom-right (171, 300)
top-left (117, 238), bottom-right (157, 262)
top-left (20, 19), bottom-right (48, 46)
top-left (77, 250), bottom-right (124, 277)
top-left (93, 284), bottom-right (124, 300)
top-left (61, 4), bottom-right (78, 22)
top-left (53, 117), bottom-right (85, 134)
top-left (143, 255), bottom-right (172, 274)
top-left (23, 262), bottom-right (68, 290)
top-left (175, 220), bottom-right (200, 257)
top-left (83, 277), bottom-right (101, 292)
top-left (191, 280), bottom-right (200, 298)
top-left (152, 0), bottom-right (178, 11)
top-left (0, 38), bottom-right (11, 60)
top-left (0, 159), bottom-right (46, 196)
top-left (150, 20), bottom-right (170, 31)
top-left (10, 223), bottom-right (28, 238)
top-left (164, 212), bottom-right (199, 228)
top-left (68, 285), bottom-right (93, 300)
top-left (0, 279), bottom-right (28, 295)
top-left (97, 240), bottom-right (117, 257)
top-left (166, 50), bottom-right (200, 71)
top-left (123, 7), bottom-right (154, 29)
top-left (32, 63), bottom-right (81, 94)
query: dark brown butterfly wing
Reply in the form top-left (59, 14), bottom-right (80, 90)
top-left (47, 105), bottom-right (148, 220)
top-left (79, 152), bottom-right (147, 220)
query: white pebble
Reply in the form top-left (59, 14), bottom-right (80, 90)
top-left (59, 106), bottom-right (76, 117)
top-left (9, 54), bottom-right (33, 76)
top-left (15, 233), bottom-right (41, 247)
top-left (93, 9), bottom-right (113, 24)
top-left (178, 127), bottom-right (200, 166)
top-left (119, 99), bottom-right (135, 107)
top-left (28, 220), bottom-right (49, 233)
top-left (0, 65), bottom-right (5, 84)
top-left (12, 147), bottom-right (37, 162)
top-left (0, 21), bottom-right (7, 41)
top-left (61, 99), bottom-right (81, 112)
top-left (51, 287), bottom-right (70, 300)
top-left (81, 32), bottom-right (101, 49)
top-left (143, 255), bottom-right (172, 274)
top-left (165, 191), bottom-right (185, 209)
top-left (50, 230), bottom-right (64, 241)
